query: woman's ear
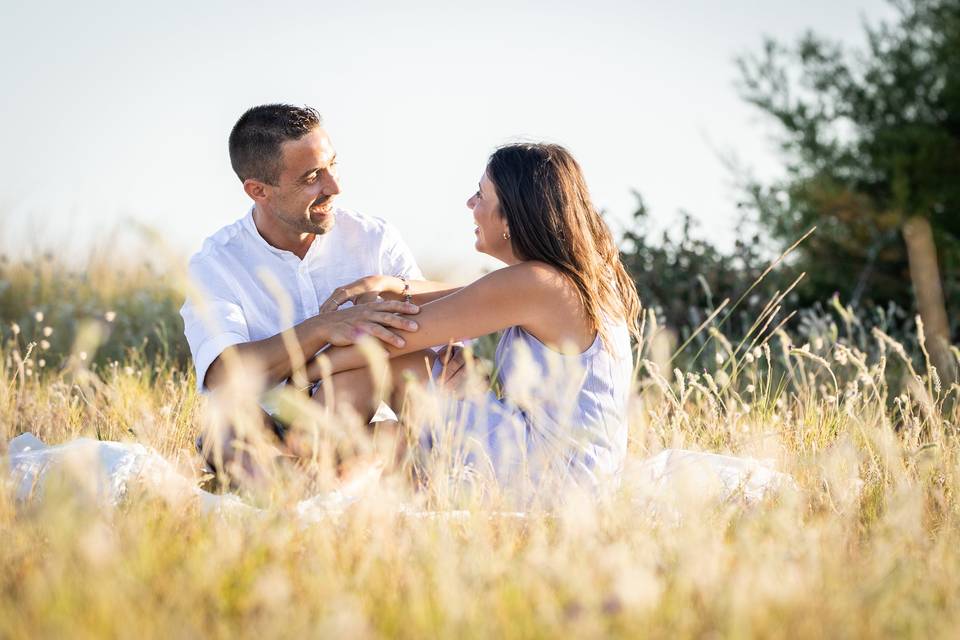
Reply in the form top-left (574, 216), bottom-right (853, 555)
top-left (500, 214), bottom-right (511, 240)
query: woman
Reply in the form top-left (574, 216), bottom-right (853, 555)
top-left (308, 143), bottom-right (641, 494)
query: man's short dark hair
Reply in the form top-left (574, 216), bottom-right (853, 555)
top-left (228, 104), bottom-right (323, 185)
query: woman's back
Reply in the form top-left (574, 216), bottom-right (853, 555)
top-left (494, 321), bottom-right (634, 490)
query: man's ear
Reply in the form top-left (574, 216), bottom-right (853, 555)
top-left (242, 178), bottom-right (271, 202)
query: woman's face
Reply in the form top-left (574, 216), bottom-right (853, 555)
top-left (467, 172), bottom-right (514, 262)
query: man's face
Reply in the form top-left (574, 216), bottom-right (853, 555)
top-left (263, 127), bottom-right (341, 235)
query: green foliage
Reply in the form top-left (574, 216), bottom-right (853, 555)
top-left (618, 193), bottom-right (930, 378)
top-left (735, 0), bottom-right (960, 323)
top-left (619, 195), bottom-right (790, 362)
top-left (0, 253), bottom-right (190, 373)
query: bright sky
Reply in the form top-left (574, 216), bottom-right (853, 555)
top-left (1, 0), bottom-right (893, 280)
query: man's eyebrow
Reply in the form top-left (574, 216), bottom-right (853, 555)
top-left (299, 154), bottom-right (338, 181)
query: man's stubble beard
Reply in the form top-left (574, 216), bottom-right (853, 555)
top-left (304, 214), bottom-right (335, 235)
top-left (277, 207), bottom-right (335, 236)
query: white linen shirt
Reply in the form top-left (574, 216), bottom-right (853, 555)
top-left (180, 206), bottom-right (423, 391)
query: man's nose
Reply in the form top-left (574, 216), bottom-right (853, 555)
top-left (322, 171), bottom-right (341, 195)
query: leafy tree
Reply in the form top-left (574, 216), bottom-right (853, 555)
top-left (619, 195), bottom-right (792, 368)
top-left (737, 0), bottom-right (960, 382)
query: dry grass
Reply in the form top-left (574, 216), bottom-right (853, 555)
top-left (2, 253), bottom-right (960, 639)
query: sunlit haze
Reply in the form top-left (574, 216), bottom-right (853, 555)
top-left (1, 0), bottom-right (892, 280)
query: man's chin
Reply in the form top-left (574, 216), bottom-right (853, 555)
top-left (308, 208), bottom-right (336, 234)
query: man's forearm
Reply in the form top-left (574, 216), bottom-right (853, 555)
top-left (204, 315), bottom-right (330, 390)
top-left (305, 343), bottom-right (365, 382)
top-left (203, 299), bottom-right (420, 391)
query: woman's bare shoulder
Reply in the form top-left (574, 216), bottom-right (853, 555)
top-left (499, 261), bottom-right (579, 299)
top-left (462, 261), bottom-right (582, 320)
top-left (499, 261), bottom-right (568, 286)
top-left (501, 262), bottom-right (591, 347)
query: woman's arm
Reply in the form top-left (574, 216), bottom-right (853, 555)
top-left (307, 261), bottom-right (579, 379)
top-left (319, 275), bottom-right (461, 312)
top-left (390, 281), bottom-right (462, 305)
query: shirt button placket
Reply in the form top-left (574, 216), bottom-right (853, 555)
top-left (298, 262), bottom-right (319, 318)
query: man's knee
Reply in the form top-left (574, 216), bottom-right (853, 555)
top-left (196, 409), bottom-right (284, 475)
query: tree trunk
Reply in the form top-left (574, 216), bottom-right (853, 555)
top-left (902, 215), bottom-right (957, 387)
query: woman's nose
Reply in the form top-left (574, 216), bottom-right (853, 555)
top-left (466, 194), bottom-right (476, 208)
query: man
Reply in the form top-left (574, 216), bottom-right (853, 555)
top-left (181, 104), bottom-right (430, 475)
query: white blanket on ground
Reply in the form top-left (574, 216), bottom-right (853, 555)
top-left (5, 434), bottom-right (356, 522)
top-left (630, 448), bottom-right (795, 503)
top-left (5, 434), bottom-right (794, 520)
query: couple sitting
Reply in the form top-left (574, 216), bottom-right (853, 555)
top-left (182, 104), bottom-right (640, 495)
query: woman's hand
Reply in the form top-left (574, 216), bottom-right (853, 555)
top-left (320, 275), bottom-right (401, 312)
top-left (435, 344), bottom-right (467, 386)
top-left (434, 344), bottom-right (491, 397)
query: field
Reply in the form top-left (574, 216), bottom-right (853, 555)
top-left (2, 252), bottom-right (960, 639)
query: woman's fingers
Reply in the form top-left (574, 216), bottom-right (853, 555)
top-left (442, 358), bottom-right (466, 381)
top-left (355, 292), bottom-right (382, 304)
top-left (319, 287), bottom-right (348, 313)
top-left (436, 346), bottom-right (466, 384)
top-left (321, 275), bottom-right (390, 313)
top-left (443, 346), bottom-right (465, 367)
top-left (438, 344), bottom-right (464, 367)
top-left (438, 363), bottom-right (465, 385)
top-left (319, 299), bottom-right (339, 313)
top-left (440, 365), bottom-right (466, 387)
top-left (320, 281), bottom-right (368, 312)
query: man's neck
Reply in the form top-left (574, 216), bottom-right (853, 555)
top-left (252, 205), bottom-right (315, 260)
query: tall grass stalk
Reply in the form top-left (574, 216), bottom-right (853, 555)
top-left (2, 250), bottom-right (959, 638)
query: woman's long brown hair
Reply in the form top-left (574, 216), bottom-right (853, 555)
top-left (486, 143), bottom-right (642, 344)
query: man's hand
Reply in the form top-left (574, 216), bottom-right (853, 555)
top-left (204, 299), bottom-right (420, 392)
top-left (322, 299), bottom-right (419, 348)
top-left (320, 275), bottom-right (399, 312)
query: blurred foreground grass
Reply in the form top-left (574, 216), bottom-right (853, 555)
top-left (2, 253), bottom-right (960, 638)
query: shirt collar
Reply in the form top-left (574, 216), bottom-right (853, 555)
top-left (242, 206), bottom-right (311, 262)
top-left (241, 206), bottom-right (340, 264)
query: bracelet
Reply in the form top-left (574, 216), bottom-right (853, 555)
top-left (397, 275), bottom-right (412, 303)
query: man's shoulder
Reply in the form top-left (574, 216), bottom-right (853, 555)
top-left (333, 207), bottom-right (394, 238)
top-left (188, 212), bottom-right (251, 266)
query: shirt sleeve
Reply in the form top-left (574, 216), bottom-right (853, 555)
top-left (180, 256), bottom-right (250, 392)
top-left (379, 222), bottom-right (424, 280)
